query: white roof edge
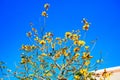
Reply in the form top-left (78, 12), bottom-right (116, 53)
top-left (93, 66), bottom-right (120, 73)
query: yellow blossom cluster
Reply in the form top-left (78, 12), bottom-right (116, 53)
top-left (80, 68), bottom-right (88, 77)
top-left (74, 40), bottom-right (85, 46)
top-left (54, 51), bottom-right (61, 59)
top-left (21, 45), bottom-right (37, 52)
top-left (74, 69), bottom-right (88, 80)
top-left (21, 57), bottom-right (31, 64)
top-left (101, 69), bottom-right (112, 80)
top-left (41, 3), bottom-right (50, 17)
top-left (65, 32), bottom-right (80, 41)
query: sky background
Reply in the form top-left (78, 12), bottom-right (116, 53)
top-left (0, 0), bottom-right (120, 75)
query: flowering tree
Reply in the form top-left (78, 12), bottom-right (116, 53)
top-left (0, 3), bottom-right (112, 80)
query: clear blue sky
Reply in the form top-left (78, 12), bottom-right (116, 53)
top-left (0, 0), bottom-right (120, 73)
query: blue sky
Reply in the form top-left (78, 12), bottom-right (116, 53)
top-left (0, 0), bottom-right (120, 74)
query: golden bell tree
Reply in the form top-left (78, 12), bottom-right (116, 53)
top-left (0, 3), bottom-right (112, 80)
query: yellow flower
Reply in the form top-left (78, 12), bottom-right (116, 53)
top-left (85, 46), bottom-right (89, 50)
top-left (74, 40), bottom-right (79, 45)
top-left (56, 37), bottom-right (61, 40)
top-left (46, 38), bottom-right (52, 43)
top-left (44, 3), bottom-right (50, 10)
top-left (74, 75), bottom-right (80, 80)
top-left (80, 68), bottom-right (88, 76)
top-left (75, 53), bottom-right (80, 57)
top-left (78, 40), bottom-right (85, 46)
top-left (27, 58), bottom-right (31, 63)
top-left (25, 46), bottom-right (32, 51)
top-left (72, 53), bottom-right (80, 60)
top-left (39, 40), bottom-right (46, 45)
top-left (21, 45), bottom-right (36, 51)
top-left (84, 60), bottom-right (90, 66)
top-left (65, 32), bottom-right (72, 38)
top-left (21, 58), bottom-right (27, 64)
top-left (74, 47), bottom-right (80, 52)
top-left (75, 53), bottom-right (80, 58)
top-left (82, 18), bottom-right (90, 31)
top-left (41, 53), bottom-right (47, 56)
top-left (22, 45), bottom-right (32, 51)
top-left (102, 69), bottom-right (111, 79)
top-left (71, 34), bottom-right (79, 41)
top-left (61, 48), bottom-right (69, 56)
top-left (21, 45), bottom-right (26, 50)
top-left (54, 51), bottom-right (61, 59)
top-left (62, 49), bottom-right (69, 56)
top-left (41, 11), bottom-right (48, 17)
top-left (21, 58), bottom-right (31, 64)
top-left (83, 24), bottom-right (89, 31)
top-left (62, 48), bottom-right (66, 54)
top-left (47, 32), bottom-right (53, 36)
top-left (82, 52), bottom-right (93, 60)
top-left (64, 53), bottom-right (69, 56)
